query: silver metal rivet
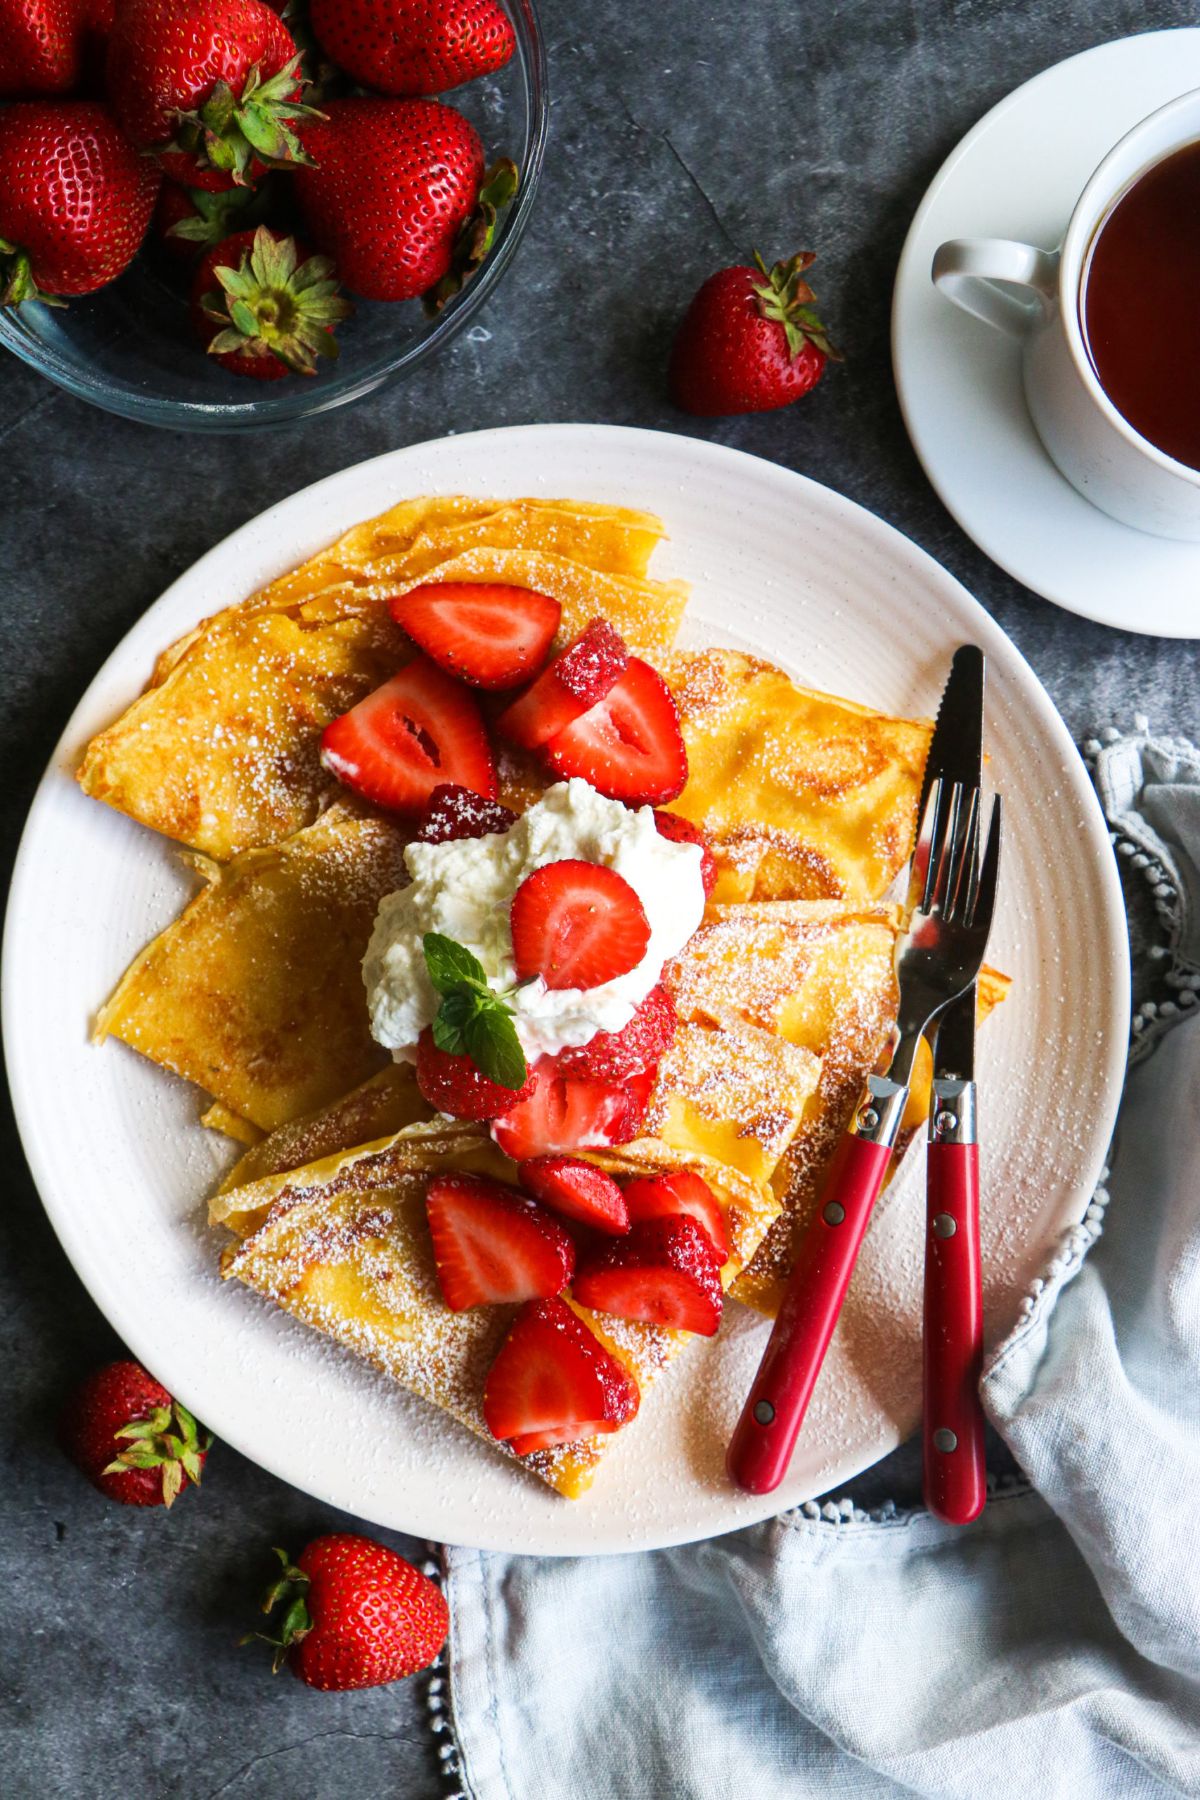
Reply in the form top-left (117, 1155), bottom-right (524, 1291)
top-left (858, 1108), bottom-right (879, 1132)
top-left (933, 1213), bottom-right (957, 1238)
top-left (933, 1428), bottom-right (958, 1453)
top-left (753, 1400), bottom-right (775, 1426)
top-left (823, 1201), bottom-right (846, 1226)
top-left (935, 1110), bottom-right (958, 1135)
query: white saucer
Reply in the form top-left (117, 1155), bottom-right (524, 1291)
top-left (893, 29), bottom-right (1200, 638)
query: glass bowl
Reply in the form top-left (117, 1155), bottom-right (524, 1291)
top-left (0, 0), bottom-right (547, 431)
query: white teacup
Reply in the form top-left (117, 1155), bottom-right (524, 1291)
top-left (933, 88), bottom-right (1200, 541)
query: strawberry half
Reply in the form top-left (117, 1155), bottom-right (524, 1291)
top-left (483, 1296), bottom-right (640, 1451)
top-left (554, 985), bottom-right (677, 1082)
top-left (496, 618), bottom-right (629, 750)
top-left (544, 657), bottom-right (688, 805)
top-left (490, 1057), bottom-right (655, 1160)
top-left (572, 1215), bottom-right (724, 1336)
top-left (517, 1156), bottom-right (630, 1235)
top-left (510, 860), bottom-right (650, 991)
top-left (621, 1170), bottom-right (729, 1261)
top-left (653, 810), bottom-right (717, 899)
top-left (414, 784), bottom-right (518, 845)
top-left (426, 1172), bottom-right (574, 1311)
top-left (389, 583), bottom-right (561, 690)
top-left (416, 1028), bottom-right (533, 1121)
top-left (321, 657), bottom-right (497, 813)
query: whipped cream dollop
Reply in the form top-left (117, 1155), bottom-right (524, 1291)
top-left (363, 778), bottom-right (706, 1062)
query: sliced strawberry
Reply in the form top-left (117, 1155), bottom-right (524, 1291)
top-left (508, 1422), bottom-right (622, 1455)
top-left (414, 784), bottom-right (518, 845)
top-left (483, 1296), bottom-right (640, 1449)
top-left (653, 810), bottom-right (717, 899)
top-left (544, 657), bottom-right (688, 806)
top-left (510, 860), bottom-right (650, 991)
top-left (517, 1156), bottom-right (630, 1235)
top-left (496, 618), bottom-right (629, 750)
top-left (621, 1170), bottom-right (729, 1260)
top-left (572, 1216), bottom-right (724, 1336)
top-left (388, 583), bottom-right (561, 690)
top-left (490, 1056), bottom-right (655, 1160)
top-left (321, 657), bottom-right (497, 813)
top-left (554, 985), bottom-right (678, 1081)
top-left (416, 1028), bottom-right (534, 1122)
top-left (426, 1172), bottom-right (574, 1311)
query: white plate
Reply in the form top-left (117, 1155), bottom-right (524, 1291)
top-left (893, 28), bottom-right (1200, 637)
top-left (3, 424), bottom-right (1129, 1555)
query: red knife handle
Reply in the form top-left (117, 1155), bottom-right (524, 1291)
top-left (727, 1118), bottom-right (898, 1496)
top-left (923, 1137), bottom-right (986, 1524)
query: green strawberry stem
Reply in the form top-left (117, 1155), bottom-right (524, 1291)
top-left (202, 226), bottom-right (353, 375)
top-left (101, 1397), bottom-right (212, 1507)
top-left (423, 159), bottom-right (520, 316)
top-left (0, 237), bottom-right (66, 308)
top-left (241, 1548), bottom-right (313, 1674)
top-left (751, 250), bottom-right (843, 362)
top-left (168, 55), bottom-right (324, 187)
top-left (167, 182), bottom-right (264, 250)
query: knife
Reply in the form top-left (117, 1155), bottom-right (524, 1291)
top-left (919, 646), bottom-right (988, 1525)
top-left (726, 647), bottom-right (991, 1496)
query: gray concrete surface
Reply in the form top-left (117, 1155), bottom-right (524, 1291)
top-left (3, 4), bottom-right (1199, 1795)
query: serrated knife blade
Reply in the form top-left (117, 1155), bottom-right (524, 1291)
top-left (921, 646), bottom-right (985, 1081)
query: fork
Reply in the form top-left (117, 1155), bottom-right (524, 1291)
top-left (727, 776), bottom-right (1002, 1495)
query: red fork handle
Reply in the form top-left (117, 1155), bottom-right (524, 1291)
top-left (727, 1130), bottom-right (895, 1495)
top-left (922, 1140), bottom-right (986, 1524)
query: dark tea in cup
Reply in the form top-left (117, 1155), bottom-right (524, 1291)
top-left (1081, 139), bottom-right (1200, 470)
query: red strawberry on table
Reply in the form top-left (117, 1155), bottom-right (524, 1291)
top-left (622, 1169), bottom-right (729, 1261)
top-left (321, 656), bottom-right (497, 813)
top-left (389, 582), bottom-right (561, 689)
top-left (106, 0), bottom-right (317, 189)
top-left (490, 1056), bottom-right (655, 1160)
top-left (249, 1534), bottom-right (448, 1689)
top-left (572, 1215), bottom-right (724, 1335)
top-left (543, 657), bottom-right (688, 806)
top-left (426, 1171), bottom-right (574, 1309)
top-left (652, 810), bottom-right (717, 899)
top-left (483, 1296), bottom-right (640, 1454)
top-left (192, 225), bottom-right (352, 378)
top-left (497, 618), bottom-right (629, 751)
top-left (416, 1026), bottom-right (533, 1120)
top-left (295, 97), bottom-right (517, 304)
top-left (0, 0), bottom-right (80, 95)
top-left (414, 783), bottom-right (518, 844)
top-left (0, 103), bottom-right (160, 304)
top-left (553, 984), bottom-right (678, 1082)
top-left (517, 1155), bottom-right (630, 1235)
top-left (510, 860), bottom-right (651, 990)
top-left (670, 250), bottom-right (842, 417)
top-left (60, 1359), bottom-right (211, 1507)
top-left (310, 0), bottom-right (515, 97)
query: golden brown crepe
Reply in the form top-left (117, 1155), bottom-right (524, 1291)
top-left (218, 1116), bottom-right (786, 1501)
top-left (96, 807), bottom-right (408, 1133)
top-left (78, 498), bottom-right (682, 861)
top-left (664, 648), bottom-right (932, 904)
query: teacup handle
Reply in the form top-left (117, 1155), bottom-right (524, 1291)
top-left (932, 238), bottom-right (1059, 339)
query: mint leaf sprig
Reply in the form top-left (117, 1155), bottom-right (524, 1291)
top-left (422, 932), bottom-right (528, 1091)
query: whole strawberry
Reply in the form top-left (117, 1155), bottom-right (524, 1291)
top-left (0, 0), bottom-right (80, 95)
top-left (193, 224), bottom-right (351, 377)
top-left (669, 250), bottom-right (842, 417)
top-left (248, 1535), bottom-right (449, 1689)
top-left (60, 1360), bottom-right (211, 1507)
top-left (295, 96), bottom-right (516, 304)
top-left (0, 103), bottom-right (160, 304)
top-left (106, 0), bottom-right (319, 189)
top-left (309, 0), bottom-right (515, 98)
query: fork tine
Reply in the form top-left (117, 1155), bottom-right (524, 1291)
top-left (913, 777), bottom-right (944, 913)
top-left (928, 781), bottom-right (963, 914)
top-left (968, 795), bottom-right (1002, 931)
top-left (947, 787), bottom-right (981, 922)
